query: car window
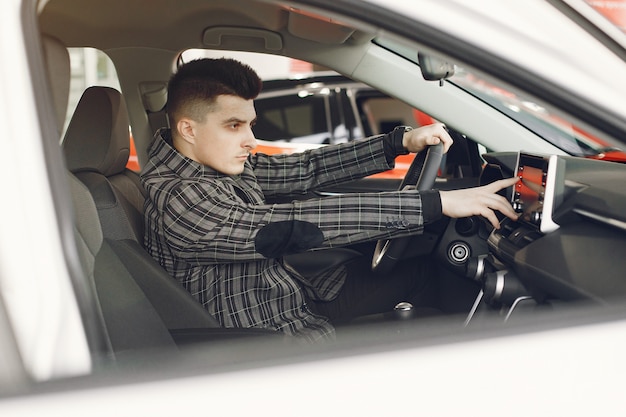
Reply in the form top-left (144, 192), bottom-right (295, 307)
top-left (448, 69), bottom-right (623, 158)
top-left (254, 92), bottom-right (332, 143)
top-left (254, 85), bottom-right (371, 145)
top-left (178, 49), bottom-right (436, 180)
top-left (181, 49), bottom-right (421, 143)
top-left (375, 37), bottom-right (626, 162)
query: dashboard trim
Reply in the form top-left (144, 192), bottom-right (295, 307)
top-left (540, 155), bottom-right (560, 233)
top-left (574, 208), bottom-right (626, 232)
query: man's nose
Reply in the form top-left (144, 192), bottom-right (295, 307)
top-left (243, 127), bottom-right (257, 150)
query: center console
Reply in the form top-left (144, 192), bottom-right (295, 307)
top-left (466, 152), bottom-right (563, 324)
top-left (465, 151), bottom-right (626, 325)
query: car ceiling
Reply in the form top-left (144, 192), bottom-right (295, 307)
top-left (38, 0), bottom-right (368, 51)
top-left (38, 0), bottom-right (569, 164)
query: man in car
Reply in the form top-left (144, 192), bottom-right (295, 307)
top-left (142, 58), bottom-right (519, 343)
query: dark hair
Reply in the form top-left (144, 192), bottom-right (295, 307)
top-left (167, 58), bottom-right (262, 125)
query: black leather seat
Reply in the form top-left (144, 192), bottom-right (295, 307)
top-left (63, 86), bottom-right (144, 242)
top-left (68, 173), bottom-right (178, 358)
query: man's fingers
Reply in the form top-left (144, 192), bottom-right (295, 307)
top-left (440, 175), bottom-right (522, 228)
top-left (483, 176), bottom-right (519, 192)
top-left (433, 124), bottom-right (452, 152)
top-left (403, 123), bottom-right (453, 153)
top-left (481, 208), bottom-right (501, 229)
top-left (485, 177), bottom-right (520, 220)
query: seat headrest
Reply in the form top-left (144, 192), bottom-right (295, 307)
top-left (42, 35), bottom-right (70, 136)
top-left (63, 86), bottom-right (131, 177)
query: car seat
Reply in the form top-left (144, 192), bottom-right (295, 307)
top-left (42, 38), bottom-right (218, 356)
top-left (68, 172), bottom-right (178, 358)
top-left (62, 86), bottom-right (145, 242)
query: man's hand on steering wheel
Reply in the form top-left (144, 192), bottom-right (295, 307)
top-left (402, 122), bottom-right (453, 154)
top-left (372, 124), bottom-right (451, 274)
top-left (372, 124), bottom-right (519, 274)
top-left (400, 123), bottom-right (520, 231)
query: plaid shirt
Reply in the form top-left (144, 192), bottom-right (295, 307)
top-left (142, 129), bottom-right (428, 342)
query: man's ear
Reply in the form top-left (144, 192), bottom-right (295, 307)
top-left (176, 118), bottom-right (196, 145)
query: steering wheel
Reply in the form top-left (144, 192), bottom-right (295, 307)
top-left (371, 142), bottom-right (444, 274)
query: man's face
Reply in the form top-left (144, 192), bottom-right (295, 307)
top-left (179, 94), bottom-right (257, 175)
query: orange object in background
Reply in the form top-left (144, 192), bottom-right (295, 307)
top-left (254, 140), bottom-right (415, 179)
top-left (413, 109), bottom-right (436, 127)
top-left (586, 0), bottom-right (626, 32)
top-left (127, 135), bottom-right (414, 178)
top-left (127, 134), bottom-right (140, 172)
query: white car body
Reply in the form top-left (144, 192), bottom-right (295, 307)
top-left (2, 0), bottom-right (626, 415)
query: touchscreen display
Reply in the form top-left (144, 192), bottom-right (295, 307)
top-left (512, 154), bottom-right (549, 227)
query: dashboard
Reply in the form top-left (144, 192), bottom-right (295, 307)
top-left (476, 152), bottom-right (626, 307)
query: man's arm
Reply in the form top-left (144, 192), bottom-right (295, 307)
top-left (250, 123), bottom-right (453, 198)
top-left (250, 134), bottom-right (394, 197)
top-left (160, 180), bottom-right (431, 264)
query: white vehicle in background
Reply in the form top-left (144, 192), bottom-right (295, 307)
top-left (2, 0), bottom-right (626, 415)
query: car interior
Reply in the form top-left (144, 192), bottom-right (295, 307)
top-left (35, 0), bottom-right (626, 368)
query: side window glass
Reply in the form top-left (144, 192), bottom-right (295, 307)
top-left (254, 93), bottom-right (330, 143)
top-left (178, 49), bottom-right (455, 180)
top-left (355, 94), bottom-right (426, 134)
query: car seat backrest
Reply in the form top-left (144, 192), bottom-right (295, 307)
top-left (62, 84), bottom-right (281, 349)
top-left (63, 86), bottom-right (145, 242)
top-left (69, 169), bottom-right (223, 356)
top-left (44, 37), bottom-right (220, 358)
top-left (63, 86), bottom-right (223, 336)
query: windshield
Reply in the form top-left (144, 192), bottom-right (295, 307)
top-left (375, 37), bottom-right (626, 162)
top-left (448, 69), bottom-right (625, 159)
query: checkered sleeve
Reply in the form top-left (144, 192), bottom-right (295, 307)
top-left (250, 135), bottom-right (393, 197)
top-left (161, 181), bottom-right (424, 264)
top-left (155, 133), bottom-right (427, 265)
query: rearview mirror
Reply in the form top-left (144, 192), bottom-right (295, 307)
top-left (418, 52), bottom-right (455, 85)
